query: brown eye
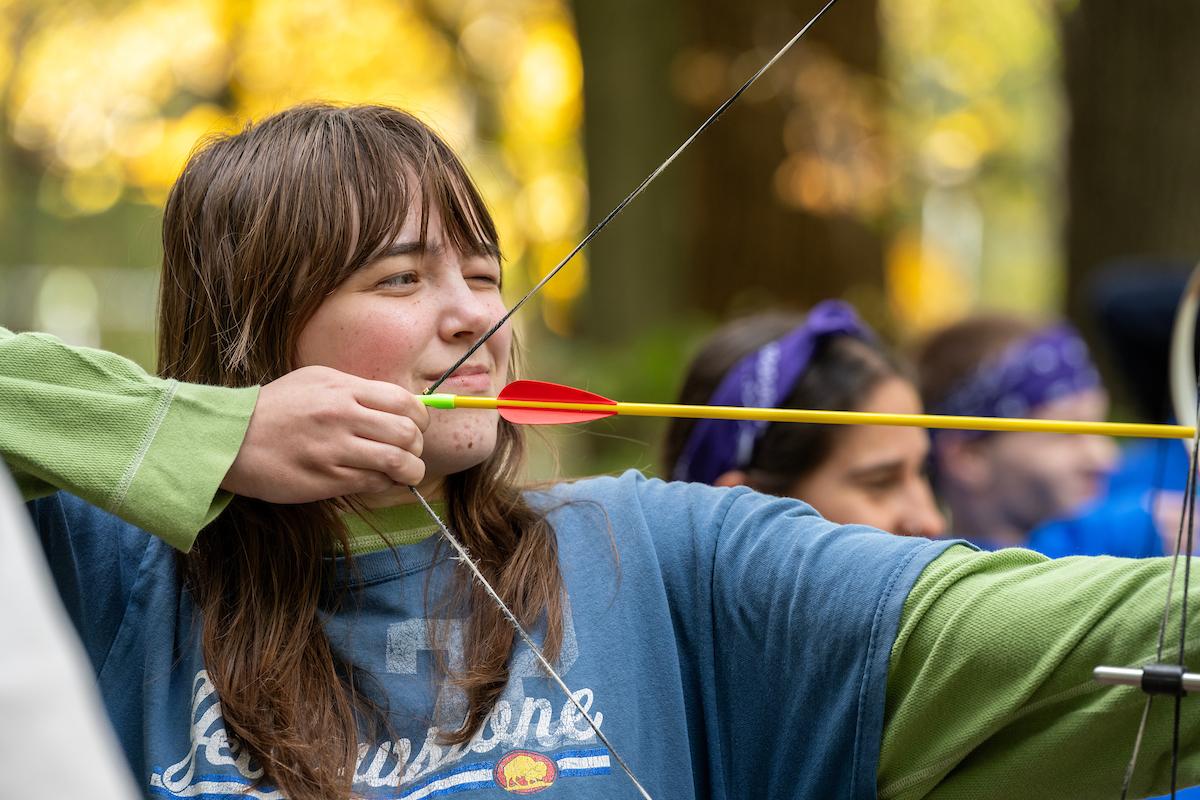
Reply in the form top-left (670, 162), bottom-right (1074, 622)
top-left (379, 272), bottom-right (417, 288)
top-left (854, 469), bottom-right (904, 494)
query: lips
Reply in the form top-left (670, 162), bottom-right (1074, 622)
top-left (425, 364), bottom-right (492, 393)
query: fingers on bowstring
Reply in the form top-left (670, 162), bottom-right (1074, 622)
top-left (351, 378), bottom-right (431, 432)
top-left (327, 465), bottom-right (397, 496)
top-left (352, 407), bottom-right (424, 459)
top-left (338, 437), bottom-right (426, 488)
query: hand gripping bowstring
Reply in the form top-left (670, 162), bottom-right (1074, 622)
top-left (407, 2), bottom-right (841, 797)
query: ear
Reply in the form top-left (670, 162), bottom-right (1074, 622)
top-left (935, 436), bottom-right (993, 491)
top-left (714, 470), bottom-right (749, 488)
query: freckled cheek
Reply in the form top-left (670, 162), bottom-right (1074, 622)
top-left (341, 336), bottom-right (424, 380)
top-left (425, 411), bottom-right (499, 468)
top-left (448, 426), bottom-right (480, 451)
top-left (838, 493), bottom-right (890, 532)
top-left (309, 308), bottom-right (427, 380)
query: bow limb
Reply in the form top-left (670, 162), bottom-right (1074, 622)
top-left (1170, 262), bottom-right (1200, 429)
top-left (1096, 260), bottom-right (1200, 798)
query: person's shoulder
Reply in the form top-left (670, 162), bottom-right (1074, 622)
top-left (527, 469), bottom-right (757, 521)
top-left (528, 470), bottom-right (838, 555)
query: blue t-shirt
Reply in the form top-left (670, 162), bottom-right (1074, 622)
top-left (1108, 438), bottom-right (1190, 497)
top-left (29, 470), bottom-right (952, 799)
top-left (1026, 497), bottom-right (1164, 559)
top-left (1020, 438), bottom-right (1189, 560)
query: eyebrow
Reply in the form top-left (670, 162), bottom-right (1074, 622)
top-left (846, 460), bottom-right (906, 482)
top-left (378, 241), bottom-right (438, 259)
top-left (375, 239), bottom-right (501, 261)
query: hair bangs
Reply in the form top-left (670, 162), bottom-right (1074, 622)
top-left (417, 137), bottom-right (500, 263)
top-left (328, 108), bottom-right (501, 290)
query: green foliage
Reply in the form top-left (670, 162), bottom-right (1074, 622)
top-left (881, 0), bottom-right (1064, 331)
top-left (0, 0), bottom-right (587, 364)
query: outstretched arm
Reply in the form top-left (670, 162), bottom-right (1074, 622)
top-left (1, 327), bottom-right (428, 550)
top-left (1, 327), bottom-right (256, 548)
top-left (881, 545), bottom-right (1200, 799)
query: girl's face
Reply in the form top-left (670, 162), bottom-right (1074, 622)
top-left (788, 377), bottom-right (946, 538)
top-left (295, 207), bottom-right (512, 501)
top-left (969, 388), bottom-right (1117, 530)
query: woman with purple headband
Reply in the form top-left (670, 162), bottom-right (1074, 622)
top-left (663, 300), bottom-right (945, 539)
top-left (918, 314), bottom-right (1165, 556)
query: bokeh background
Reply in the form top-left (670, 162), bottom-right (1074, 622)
top-left (1, 0), bottom-right (1197, 478)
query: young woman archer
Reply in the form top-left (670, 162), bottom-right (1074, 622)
top-left (3, 103), bottom-right (1200, 800)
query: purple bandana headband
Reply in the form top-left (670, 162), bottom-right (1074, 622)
top-left (673, 300), bottom-right (873, 484)
top-left (931, 324), bottom-right (1101, 436)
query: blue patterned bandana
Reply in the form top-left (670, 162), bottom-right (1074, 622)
top-left (931, 324), bottom-right (1101, 436)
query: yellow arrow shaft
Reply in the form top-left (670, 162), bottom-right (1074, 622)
top-left (446, 395), bottom-right (1195, 440)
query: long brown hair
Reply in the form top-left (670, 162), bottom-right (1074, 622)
top-left (158, 104), bottom-right (564, 798)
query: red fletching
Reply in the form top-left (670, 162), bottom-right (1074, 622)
top-left (497, 380), bottom-right (618, 425)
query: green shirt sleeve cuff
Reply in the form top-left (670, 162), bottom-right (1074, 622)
top-left (115, 382), bottom-right (259, 552)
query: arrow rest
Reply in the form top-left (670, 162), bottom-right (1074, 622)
top-left (1095, 664), bottom-right (1198, 697)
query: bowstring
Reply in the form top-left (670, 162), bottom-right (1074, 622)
top-left (411, 2), bottom-right (844, 796)
top-left (408, 488), bottom-right (653, 800)
top-left (426, 0), bottom-right (842, 396)
top-left (1119, 373), bottom-right (1200, 799)
top-left (1118, 434), bottom-right (1172, 799)
top-left (1173, 389), bottom-right (1199, 797)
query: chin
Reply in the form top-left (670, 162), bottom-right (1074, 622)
top-left (1058, 489), bottom-right (1099, 518)
top-left (422, 436), bottom-right (499, 479)
top-left (423, 454), bottom-right (492, 481)
top-left (422, 412), bottom-right (501, 477)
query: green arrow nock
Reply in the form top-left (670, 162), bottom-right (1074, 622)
top-left (421, 393), bottom-right (457, 410)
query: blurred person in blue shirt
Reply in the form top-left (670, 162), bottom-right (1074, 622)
top-left (916, 313), bottom-right (1167, 558)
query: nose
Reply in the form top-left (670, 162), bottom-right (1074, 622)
top-left (437, 270), bottom-right (496, 342)
top-left (897, 479), bottom-right (947, 538)
top-left (1081, 434), bottom-right (1118, 474)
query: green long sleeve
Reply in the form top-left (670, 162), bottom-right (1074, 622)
top-left (0, 327), bottom-right (258, 551)
top-left (882, 544), bottom-right (1200, 799)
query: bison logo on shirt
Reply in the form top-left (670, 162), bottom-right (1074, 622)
top-left (493, 750), bottom-right (557, 794)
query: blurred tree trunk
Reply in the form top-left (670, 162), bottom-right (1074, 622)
top-left (572, 0), bottom-right (687, 344)
top-left (572, 0), bottom-right (885, 344)
top-left (683, 0), bottom-right (884, 320)
top-left (1061, 2), bottom-right (1200, 320)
